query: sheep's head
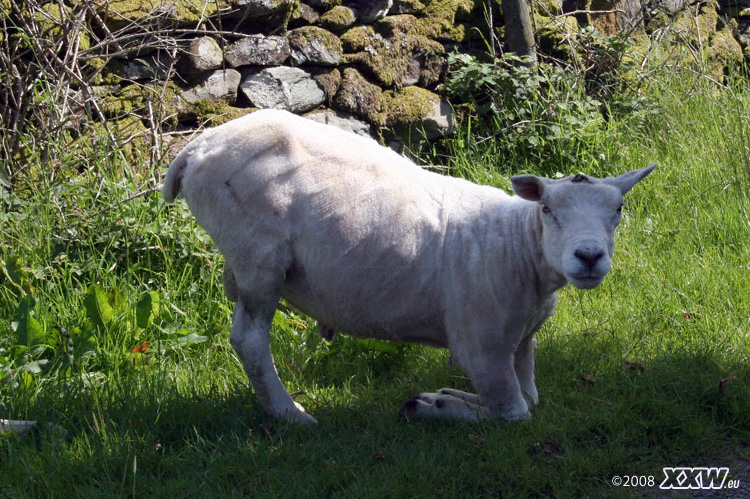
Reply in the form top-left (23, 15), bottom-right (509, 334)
top-left (512, 164), bottom-right (656, 290)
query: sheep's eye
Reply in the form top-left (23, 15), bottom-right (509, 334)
top-left (541, 204), bottom-right (551, 214)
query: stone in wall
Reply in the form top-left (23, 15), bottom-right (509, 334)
top-left (307, 0), bottom-right (343, 8)
top-left (303, 109), bottom-right (373, 136)
top-left (379, 86), bottom-right (454, 140)
top-left (121, 52), bottom-right (175, 81)
top-left (182, 69), bottom-right (242, 103)
top-left (179, 37), bottom-right (224, 76)
top-left (340, 17), bottom-right (445, 88)
top-left (332, 67), bottom-right (383, 122)
top-left (349, 0), bottom-right (394, 23)
top-left (391, 0), bottom-right (426, 15)
top-left (317, 6), bottom-right (358, 31)
top-left (707, 26), bottom-right (744, 75)
top-left (225, 35), bottom-right (291, 67)
top-left (233, 0), bottom-right (296, 18)
top-left (311, 68), bottom-right (343, 102)
top-left (240, 66), bottom-right (327, 112)
top-left (291, 2), bottom-right (321, 25)
top-left (288, 27), bottom-right (344, 65)
top-left (70, 0), bottom-right (750, 151)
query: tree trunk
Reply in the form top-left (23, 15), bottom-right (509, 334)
top-left (501, 0), bottom-right (537, 62)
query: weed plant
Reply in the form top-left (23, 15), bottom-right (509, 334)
top-left (2, 59), bottom-right (750, 499)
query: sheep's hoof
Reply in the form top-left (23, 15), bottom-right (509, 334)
top-left (281, 403), bottom-right (318, 424)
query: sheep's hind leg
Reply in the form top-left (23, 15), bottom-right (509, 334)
top-left (231, 289), bottom-right (316, 424)
top-left (515, 335), bottom-right (539, 407)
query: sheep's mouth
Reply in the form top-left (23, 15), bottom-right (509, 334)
top-left (567, 273), bottom-right (606, 290)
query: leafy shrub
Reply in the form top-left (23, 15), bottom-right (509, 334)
top-left (443, 28), bottom-right (658, 174)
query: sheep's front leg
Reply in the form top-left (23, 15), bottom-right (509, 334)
top-left (400, 352), bottom-right (530, 422)
top-left (231, 296), bottom-right (317, 424)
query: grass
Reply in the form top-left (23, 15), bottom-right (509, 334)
top-left (2, 71), bottom-right (750, 497)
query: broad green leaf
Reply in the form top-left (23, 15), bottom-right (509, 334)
top-left (136, 291), bottom-right (160, 329)
top-left (4, 256), bottom-right (34, 295)
top-left (12, 296), bottom-right (45, 347)
top-left (178, 333), bottom-right (208, 347)
top-left (83, 284), bottom-right (113, 329)
top-left (19, 359), bottom-right (49, 374)
top-left (109, 286), bottom-right (128, 314)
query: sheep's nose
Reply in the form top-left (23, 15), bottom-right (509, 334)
top-left (574, 247), bottom-right (604, 269)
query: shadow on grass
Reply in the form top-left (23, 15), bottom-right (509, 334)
top-left (4, 342), bottom-right (750, 497)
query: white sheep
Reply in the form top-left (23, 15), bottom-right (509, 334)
top-left (162, 109), bottom-right (655, 424)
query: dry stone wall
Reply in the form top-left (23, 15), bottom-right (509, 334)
top-left (13, 0), bottom-right (750, 157)
top-left (92, 0), bottom-right (478, 146)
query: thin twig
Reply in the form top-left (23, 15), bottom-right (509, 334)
top-left (93, 187), bottom-right (161, 217)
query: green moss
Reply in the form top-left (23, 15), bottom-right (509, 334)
top-left (96, 0), bottom-right (226, 28)
top-left (707, 27), bottom-right (743, 78)
top-left (69, 115), bottom-right (149, 165)
top-left (377, 85), bottom-right (439, 127)
top-left (340, 19), bottom-right (444, 88)
top-left (414, 0), bottom-right (478, 42)
top-left (311, 68), bottom-right (342, 102)
top-left (341, 26), bottom-right (409, 87)
top-left (534, 12), bottom-right (579, 61)
top-left (535, 0), bottom-right (562, 16)
top-left (393, 0), bottom-right (426, 13)
top-left (317, 5), bottom-right (356, 31)
top-left (101, 82), bottom-right (183, 128)
top-left (289, 25), bottom-right (342, 55)
top-left (340, 25), bottom-right (375, 52)
top-left (377, 14), bottom-right (419, 35)
top-left (672, 1), bottom-right (719, 46)
top-left (187, 101), bottom-right (253, 126)
top-left (90, 58), bottom-right (129, 86)
top-left (584, 0), bottom-right (619, 35)
top-left (332, 67), bottom-right (382, 121)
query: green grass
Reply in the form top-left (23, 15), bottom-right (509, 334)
top-left (2, 72), bottom-right (750, 498)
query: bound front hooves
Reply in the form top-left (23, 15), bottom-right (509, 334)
top-left (399, 392), bottom-right (490, 422)
top-left (399, 391), bottom-right (530, 422)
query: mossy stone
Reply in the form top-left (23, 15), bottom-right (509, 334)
top-left (340, 18), bottom-right (445, 88)
top-left (100, 82), bottom-right (184, 128)
top-left (392, 0), bottom-right (426, 14)
top-left (535, 12), bottom-right (579, 61)
top-left (288, 26), bottom-right (343, 65)
top-left (70, 115), bottom-right (149, 165)
top-left (184, 101), bottom-right (253, 127)
top-left (672, 1), bottom-right (719, 44)
top-left (332, 67), bottom-right (382, 121)
top-left (378, 85), bottom-right (438, 127)
top-left (414, 0), bottom-right (478, 42)
top-left (95, 0), bottom-right (226, 29)
top-left (311, 68), bottom-right (342, 103)
top-left (584, 0), bottom-right (619, 35)
top-left (707, 26), bottom-right (743, 77)
top-left (317, 6), bottom-right (357, 31)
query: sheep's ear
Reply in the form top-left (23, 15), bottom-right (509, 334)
top-left (512, 174), bottom-right (548, 201)
top-left (605, 163), bottom-right (657, 196)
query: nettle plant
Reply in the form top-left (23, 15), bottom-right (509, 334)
top-left (1, 272), bottom-right (163, 390)
top-left (446, 52), bottom-right (603, 166)
top-left (445, 28), bottom-right (652, 170)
